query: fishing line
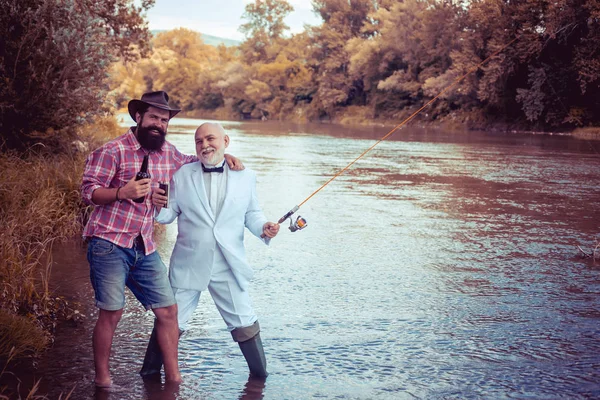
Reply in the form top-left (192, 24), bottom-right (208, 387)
top-left (276, 36), bottom-right (520, 230)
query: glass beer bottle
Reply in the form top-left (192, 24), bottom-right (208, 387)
top-left (133, 154), bottom-right (150, 203)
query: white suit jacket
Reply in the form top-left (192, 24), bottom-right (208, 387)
top-left (155, 162), bottom-right (269, 291)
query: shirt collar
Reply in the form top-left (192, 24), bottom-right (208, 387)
top-left (125, 127), bottom-right (141, 151)
top-left (201, 159), bottom-right (226, 169)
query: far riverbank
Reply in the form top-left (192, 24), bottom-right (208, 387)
top-left (177, 107), bottom-right (600, 141)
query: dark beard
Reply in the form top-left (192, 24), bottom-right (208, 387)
top-left (137, 124), bottom-right (166, 151)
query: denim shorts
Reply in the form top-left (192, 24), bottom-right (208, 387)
top-left (87, 237), bottom-right (176, 311)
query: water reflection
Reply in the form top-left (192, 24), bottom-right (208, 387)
top-left (39, 118), bottom-right (600, 399)
top-left (140, 380), bottom-right (181, 400)
top-left (238, 377), bottom-right (266, 400)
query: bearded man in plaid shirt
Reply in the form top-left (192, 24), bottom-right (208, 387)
top-left (81, 91), bottom-right (242, 389)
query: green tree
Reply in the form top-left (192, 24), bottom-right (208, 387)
top-left (433, 0), bottom-right (600, 128)
top-left (0, 0), bottom-right (154, 151)
top-left (512, 0), bottom-right (600, 126)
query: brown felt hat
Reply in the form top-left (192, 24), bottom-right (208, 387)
top-left (128, 91), bottom-right (181, 121)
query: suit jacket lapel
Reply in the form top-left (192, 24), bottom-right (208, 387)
top-left (217, 165), bottom-right (238, 224)
top-left (191, 166), bottom-right (215, 222)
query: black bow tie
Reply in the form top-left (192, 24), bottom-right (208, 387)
top-left (202, 164), bottom-right (224, 173)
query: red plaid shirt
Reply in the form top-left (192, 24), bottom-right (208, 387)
top-left (82, 128), bottom-right (197, 255)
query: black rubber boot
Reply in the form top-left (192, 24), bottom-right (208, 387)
top-left (140, 322), bottom-right (162, 377)
top-left (140, 321), bottom-right (183, 378)
top-left (238, 333), bottom-right (268, 378)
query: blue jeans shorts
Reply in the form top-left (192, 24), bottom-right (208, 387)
top-left (87, 237), bottom-right (176, 311)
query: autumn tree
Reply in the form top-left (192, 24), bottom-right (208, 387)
top-left (250, 50), bottom-right (313, 118)
top-left (110, 28), bottom-right (241, 114)
top-left (345, 0), bottom-right (464, 120)
top-left (239, 0), bottom-right (294, 63)
top-left (99, 0), bottom-right (600, 129)
top-left (307, 0), bottom-right (376, 117)
top-left (264, 32), bottom-right (316, 119)
top-left (235, 0), bottom-right (318, 119)
top-left (0, 0), bottom-right (154, 151)
top-left (152, 29), bottom-right (217, 111)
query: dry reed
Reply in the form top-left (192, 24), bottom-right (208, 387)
top-left (0, 149), bottom-right (85, 360)
top-left (0, 116), bottom-right (120, 398)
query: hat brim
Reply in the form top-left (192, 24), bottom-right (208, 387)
top-left (128, 99), bottom-right (181, 122)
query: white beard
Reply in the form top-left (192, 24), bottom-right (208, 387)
top-left (201, 147), bottom-right (225, 166)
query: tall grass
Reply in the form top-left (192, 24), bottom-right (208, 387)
top-left (0, 116), bottom-right (121, 397)
top-left (0, 148), bottom-right (86, 349)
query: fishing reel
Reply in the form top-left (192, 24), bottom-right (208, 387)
top-left (288, 215), bottom-right (307, 232)
top-left (278, 205), bottom-right (307, 233)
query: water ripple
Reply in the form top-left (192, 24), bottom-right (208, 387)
top-left (39, 123), bottom-right (600, 399)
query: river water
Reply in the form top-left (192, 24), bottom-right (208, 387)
top-left (37, 117), bottom-right (600, 399)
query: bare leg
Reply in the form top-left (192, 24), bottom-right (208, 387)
top-left (153, 304), bottom-right (181, 383)
top-left (93, 309), bottom-right (123, 386)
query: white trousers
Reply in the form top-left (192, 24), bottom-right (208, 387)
top-left (174, 257), bottom-right (257, 332)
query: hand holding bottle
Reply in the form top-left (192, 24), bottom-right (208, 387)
top-left (133, 154), bottom-right (151, 203)
top-left (151, 184), bottom-right (168, 211)
top-left (119, 175), bottom-right (151, 202)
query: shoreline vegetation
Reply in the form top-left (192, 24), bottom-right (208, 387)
top-left (2, 1), bottom-right (600, 152)
top-left (0, 117), bottom-right (121, 399)
top-left (0, 150), bottom-right (84, 398)
top-left (571, 127), bottom-right (600, 140)
top-left (107, 2), bottom-right (600, 139)
top-left (181, 106), bottom-right (600, 140)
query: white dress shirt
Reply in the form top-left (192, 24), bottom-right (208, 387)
top-left (202, 159), bottom-right (227, 264)
top-left (202, 159), bottom-right (227, 219)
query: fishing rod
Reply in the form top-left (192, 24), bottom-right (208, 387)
top-left (277, 36), bottom-right (520, 233)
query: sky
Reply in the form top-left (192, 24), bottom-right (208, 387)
top-left (146, 0), bottom-right (322, 41)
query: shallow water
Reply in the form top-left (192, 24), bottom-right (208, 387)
top-left (38, 117), bottom-right (600, 399)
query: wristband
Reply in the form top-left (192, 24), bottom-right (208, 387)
top-left (116, 187), bottom-right (122, 202)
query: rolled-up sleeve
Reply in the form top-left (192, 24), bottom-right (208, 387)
top-left (81, 149), bottom-right (117, 206)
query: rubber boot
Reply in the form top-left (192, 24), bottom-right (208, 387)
top-left (140, 320), bottom-right (183, 377)
top-left (238, 333), bottom-right (268, 378)
top-left (140, 321), bottom-right (162, 377)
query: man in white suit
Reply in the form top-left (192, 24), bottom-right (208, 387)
top-left (140, 122), bottom-right (279, 379)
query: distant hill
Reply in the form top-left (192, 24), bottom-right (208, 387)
top-left (151, 30), bottom-right (241, 47)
